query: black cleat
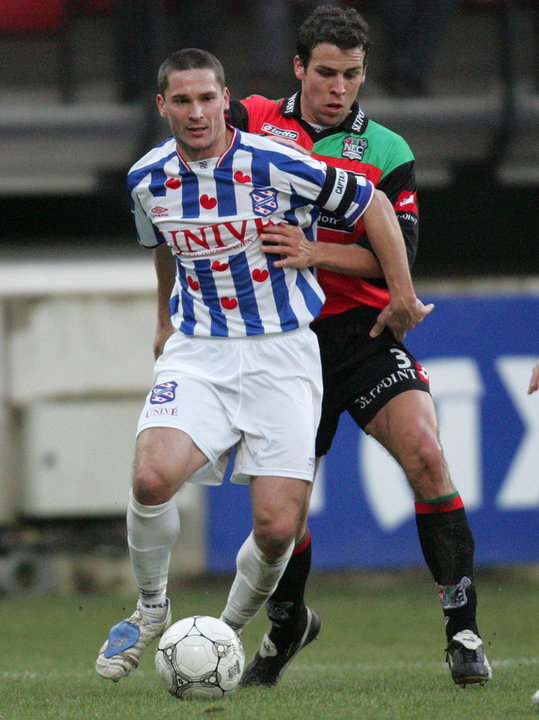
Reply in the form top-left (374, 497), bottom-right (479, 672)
top-left (446, 629), bottom-right (492, 688)
top-left (240, 606), bottom-right (321, 687)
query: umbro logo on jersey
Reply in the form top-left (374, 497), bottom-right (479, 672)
top-left (150, 206), bottom-right (169, 217)
top-left (342, 136), bottom-right (368, 161)
top-left (261, 123), bottom-right (300, 140)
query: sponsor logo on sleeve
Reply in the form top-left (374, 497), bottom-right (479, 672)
top-left (396, 191), bottom-right (418, 216)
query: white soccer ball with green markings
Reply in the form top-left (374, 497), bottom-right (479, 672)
top-left (155, 615), bottom-right (244, 700)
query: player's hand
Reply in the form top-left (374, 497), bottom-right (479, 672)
top-left (370, 298), bottom-right (435, 341)
top-left (260, 223), bottom-right (316, 268)
top-left (266, 136), bottom-right (311, 155)
top-left (528, 358), bottom-right (539, 394)
top-left (153, 325), bottom-right (176, 360)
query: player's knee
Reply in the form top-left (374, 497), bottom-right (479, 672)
top-left (132, 466), bottom-right (173, 505)
top-left (401, 429), bottom-right (446, 481)
top-left (253, 518), bottom-right (296, 560)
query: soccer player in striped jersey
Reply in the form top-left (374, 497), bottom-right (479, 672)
top-left (95, 47), bottom-right (431, 682)
top-left (227, 5), bottom-right (491, 689)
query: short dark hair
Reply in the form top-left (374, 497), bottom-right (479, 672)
top-left (296, 5), bottom-right (371, 68)
top-left (157, 48), bottom-right (226, 95)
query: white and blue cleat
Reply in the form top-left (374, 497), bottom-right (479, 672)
top-left (95, 599), bottom-right (172, 681)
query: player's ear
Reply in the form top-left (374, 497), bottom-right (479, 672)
top-left (293, 55), bottom-right (305, 81)
top-left (156, 94), bottom-right (167, 118)
top-left (223, 86), bottom-right (230, 111)
top-left (362, 63), bottom-right (368, 83)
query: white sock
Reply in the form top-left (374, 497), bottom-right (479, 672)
top-left (220, 531), bottom-right (294, 631)
top-left (127, 488), bottom-right (180, 614)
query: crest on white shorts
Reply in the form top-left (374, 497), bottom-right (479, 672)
top-left (150, 381), bottom-right (178, 404)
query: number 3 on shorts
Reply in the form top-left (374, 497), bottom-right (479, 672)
top-left (390, 347), bottom-right (412, 369)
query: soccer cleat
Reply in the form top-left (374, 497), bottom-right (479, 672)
top-left (240, 606), bottom-right (321, 687)
top-left (445, 629), bottom-right (492, 687)
top-left (95, 599), bottom-right (171, 681)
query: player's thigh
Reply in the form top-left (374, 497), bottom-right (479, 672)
top-left (366, 391), bottom-right (454, 497)
top-left (134, 426), bottom-right (209, 500)
top-left (249, 475), bottom-right (310, 540)
top-left (365, 389), bottom-right (439, 451)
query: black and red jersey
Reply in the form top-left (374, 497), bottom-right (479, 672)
top-left (227, 92), bottom-right (418, 319)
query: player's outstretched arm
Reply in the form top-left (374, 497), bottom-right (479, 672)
top-left (528, 358), bottom-right (539, 394)
top-left (260, 222), bottom-right (383, 277)
top-left (153, 244), bottom-right (177, 359)
top-left (361, 190), bottom-right (433, 340)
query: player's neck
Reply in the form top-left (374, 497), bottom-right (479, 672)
top-left (177, 127), bottom-right (233, 163)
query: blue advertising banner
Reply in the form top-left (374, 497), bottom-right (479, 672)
top-left (206, 294), bottom-right (539, 572)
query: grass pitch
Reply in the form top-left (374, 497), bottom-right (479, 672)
top-left (1, 568), bottom-right (538, 720)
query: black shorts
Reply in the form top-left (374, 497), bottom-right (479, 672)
top-left (312, 305), bottom-right (431, 456)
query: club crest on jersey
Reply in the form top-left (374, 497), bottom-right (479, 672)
top-left (250, 187), bottom-right (278, 217)
top-left (342, 136), bottom-right (368, 161)
top-left (150, 381), bottom-right (178, 404)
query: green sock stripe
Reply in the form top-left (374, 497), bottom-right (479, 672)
top-left (423, 491), bottom-right (460, 504)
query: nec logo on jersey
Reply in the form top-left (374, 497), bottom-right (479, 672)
top-left (150, 381), bottom-right (178, 404)
top-left (261, 123), bottom-right (300, 140)
top-left (250, 187), bottom-right (278, 216)
top-left (342, 136), bottom-right (368, 161)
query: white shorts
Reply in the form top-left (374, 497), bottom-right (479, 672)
top-left (137, 328), bottom-right (322, 485)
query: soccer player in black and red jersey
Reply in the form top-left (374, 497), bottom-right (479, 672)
top-left (227, 4), bottom-right (492, 689)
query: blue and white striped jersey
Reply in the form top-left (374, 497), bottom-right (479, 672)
top-left (128, 127), bottom-right (374, 337)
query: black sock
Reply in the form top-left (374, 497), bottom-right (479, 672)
top-left (415, 493), bottom-right (479, 641)
top-left (266, 530), bottom-right (311, 649)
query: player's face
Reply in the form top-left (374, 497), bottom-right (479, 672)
top-left (294, 43), bottom-right (367, 127)
top-left (157, 68), bottom-right (231, 161)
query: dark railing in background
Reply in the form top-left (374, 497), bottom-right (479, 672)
top-left (0, 1), bottom-right (537, 275)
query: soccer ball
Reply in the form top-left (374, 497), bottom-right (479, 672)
top-left (155, 615), bottom-right (245, 700)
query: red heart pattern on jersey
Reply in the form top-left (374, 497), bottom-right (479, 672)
top-left (234, 171), bottom-right (251, 183)
top-left (165, 177), bottom-right (181, 189)
top-left (252, 268), bottom-right (269, 282)
top-left (211, 260), bottom-right (229, 272)
top-left (221, 297), bottom-right (238, 310)
top-left (200, 194), bottom-right (217, 209)
top-left (187, 276), bottom-right (200, 291)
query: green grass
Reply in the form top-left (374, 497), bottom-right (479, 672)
top-left (1, 569), bottom-right (539, 720)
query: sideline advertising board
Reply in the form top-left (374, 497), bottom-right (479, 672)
top-left (207, 294), bottom-right (539, 571)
